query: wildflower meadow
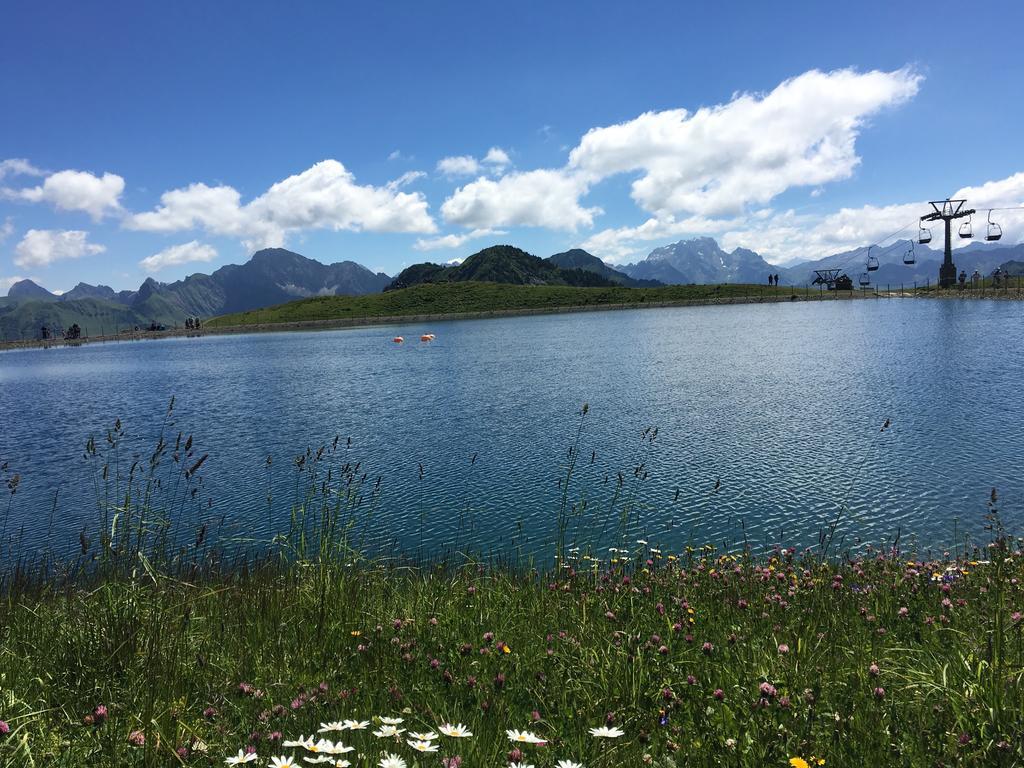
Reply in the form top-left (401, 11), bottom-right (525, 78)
top-left (0, 407), bottom-right (1021, 766)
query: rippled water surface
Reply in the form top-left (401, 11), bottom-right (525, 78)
top-left (2, 299), bottom-right (1022, 560)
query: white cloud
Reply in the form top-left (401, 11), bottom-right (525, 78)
top-left (413, 227), bottom-right (506, 251)
top-left (139, 240), bottom-right (218, 272)
top-left (14, 229), bottom-right (106, 268)
top-left (386, 170), bottom-right (427, 190)
top-left (437, 148), bottom-right (511, 180)
top-left (127, 159), bottom-right (437, 250)
top-left (723, 171), bottom-right (1024, 263)
top-left (128, 182), bottom-right (248, 235)
top-left (483, 147), bottom-right (511, 167)
top-left (436, 67), bottom-right (921, 236)
top-left (582, 170), bottom-right (1024, 266)
top-left (11, 169), bottom-right (125, 220)
top-left (437, 155), bottom-right (481, 177)
top-left (441, 169), bottom-right (600, 231)
top-left (568, 67), bottom-right (921, 218)
top-left (0, 217), bottom-right (13, 244)
top-left (0, 158), bottom-right (43, 180)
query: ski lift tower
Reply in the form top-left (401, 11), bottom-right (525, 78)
top-left (920, 199), bottom-right (974, 288)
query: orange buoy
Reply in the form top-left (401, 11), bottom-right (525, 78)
top-left (392, 336), bottom-right (404, 343)
top-left (420, 333), bottom-right (435, 342)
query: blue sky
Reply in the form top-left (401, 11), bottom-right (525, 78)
top-left (2, 0), bottom-right (1023, 293)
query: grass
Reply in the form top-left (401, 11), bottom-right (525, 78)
top-left (0, 405), bottom-right (1022, 767)
top-left (205, 282), bottom-right (818, 328)
top-left (915, 277), bottom-right (1024, 295)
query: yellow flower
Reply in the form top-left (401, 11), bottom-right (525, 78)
top-left (502, 644), bottom-right (511, 654)
top-left (350, 631), bottom-right (361, 637)
top-left (789, 759), bottom-right (810, 768)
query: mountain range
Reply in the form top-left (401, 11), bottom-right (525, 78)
top-left (619, 237), bottom-right (773, 285)
top-left (616, 236), bottom-right (1024, 287)
top-left (779, 240), bottom-right (1024, 286)
top-left (0, 249), bottom-right (390, 340)
top-left (546, 249), bottom-right (662, 287)
top-left (5, 237), bottom-right (1023, 341)
top-left (385, 245), bottom-right (633, 290)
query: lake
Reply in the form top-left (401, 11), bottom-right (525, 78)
top-left (1, 298), bottom-right (1022, 563)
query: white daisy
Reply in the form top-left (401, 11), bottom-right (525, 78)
top-left (589, 725), bottom-right (625, 738)
top-left (506, 729), bottom-right (546, 745)
top-left (283, 736), bottom-right (316, 749)
top-left (378, 756), bottom-right (407, 768)
top-left (303, 759), bottom-right (351, 767)
top-left (509, 763), bottom-right (536, 768)
top-left (270, 757), bottom-right (298, 768)
top-left (557, 761), bottom-right (585, 768)
top-left (372, 725), bottom-right (405, 738)
top-left (225, 750), bottom-right (258, 765)
top-left (408, 731), bottom-right (438, 741)
top-left (439, 723), bottom-right (473, 738)
top-left (318, 721), bottom-right (347, 733)
top-left (342, 719), bottom-right (369, 730)
top-left (378, 716), bottom-right (404, 725)
top-left (312, 740), bottom-right (354, 755)
top-left (407, 739), bottom-right (439, 753)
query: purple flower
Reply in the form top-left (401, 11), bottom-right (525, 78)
top-left (0, 721), bottom-right (9, 736)
top-left (128, 730), bottom-right (145, 747)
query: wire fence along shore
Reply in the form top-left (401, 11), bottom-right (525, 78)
top-left (5, 281), bottom-right (1020, 353)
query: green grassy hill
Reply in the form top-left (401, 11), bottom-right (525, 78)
top-left (386, 245), bottom-right (619, 290)
top-left (208, 281), bottom-right (807, 328)
top-left (0, 297), bottom-right (182, 341)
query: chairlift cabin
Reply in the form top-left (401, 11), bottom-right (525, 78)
top-left (865, 246), bottom-right (879, 272)
top-left (986, 210), bottom-right (1003, 242)
top-left (903, 242), bottom-right (916, 265)
top-left (958, 215), bottom-right (973, 239)
top-left (858, 272), bottom-right (871, 287)
top-left (918, 226), bottom-right (932, 244)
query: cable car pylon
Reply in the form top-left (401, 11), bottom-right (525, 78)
top-left (920, 199), bottom-right (975, 288)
